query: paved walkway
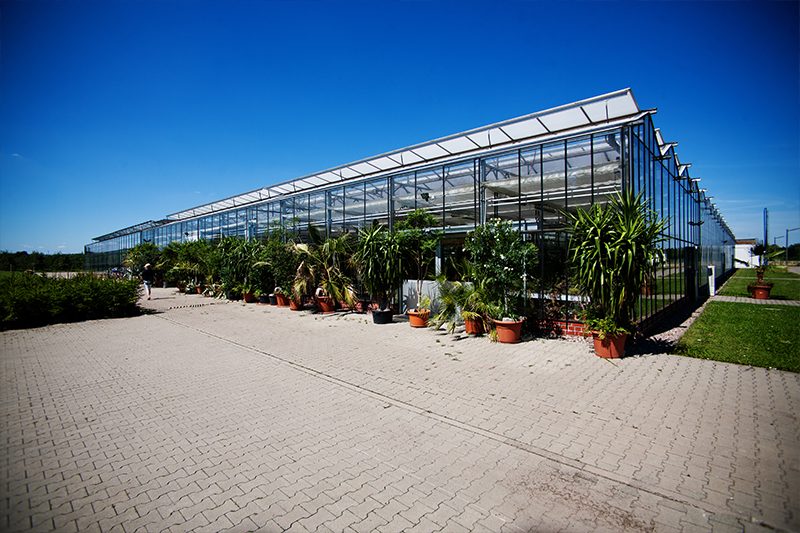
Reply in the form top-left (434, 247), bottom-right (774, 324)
top-left (2, 288), bottom-right (798, 532)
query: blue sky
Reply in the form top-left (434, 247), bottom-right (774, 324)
top-left (1, 0), bottom-right (798, 254)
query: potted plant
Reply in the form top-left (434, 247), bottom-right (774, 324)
top-left (408, 295), bottom-right (431, 328)
top-left (431, 261), bottom-right (492, 335)
top-left (747, 244), bottom-right (782, 299)
top-left (565, 190), bottom-right (667, 358)
top-left (463, 218), bottom-right (537, 343)
top-left (293, 228), bottom-right (356, 314)
top-left (352, 222), bottom-right (404, 324)
top-left (396, 208), bottom-right (441, 328)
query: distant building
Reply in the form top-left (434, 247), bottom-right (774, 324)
top-left (735, 239), bottom-right (759, 268)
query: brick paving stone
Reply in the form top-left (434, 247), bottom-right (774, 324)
top-left (1, 289), bottom-right (798, 532)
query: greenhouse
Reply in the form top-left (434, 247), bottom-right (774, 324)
top-left (85, 88), bottom-right (736, 329)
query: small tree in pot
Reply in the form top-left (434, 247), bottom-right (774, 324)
top-left (352, 223), bottom-right (403, 323)
top-left (565, 190), bottom-right (667, 358)
top-left (463, 219), bottom-right (537, 343)
top-left (396, 208), bottom-right (441, 327)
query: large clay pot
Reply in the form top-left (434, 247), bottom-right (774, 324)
top-left (407, 309), bottom-right (430, 328)
top-left (592, 331), bottom-right (627, 359)
top-left (464, 317), bottom-right (485, 335)
top-left (315, 296), bottom-right (337, 314)
top-left (243, 291), bottom-right (257, 303)
top-left (275, 293), bottom-right (290, 307)
top-left (493, 319), bottom-right (523, 344)
top-left (289, 299), bottom-right (303, 311)
top-left (751, 285), bottom-right (772, 299)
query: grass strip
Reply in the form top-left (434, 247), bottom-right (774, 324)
top-left (675, 301), bottom-right (799, 373)
top-left (718, 269), bottom-right (800, 300)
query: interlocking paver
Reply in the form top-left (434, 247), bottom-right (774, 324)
top-left (1, 288), bottom-right (798, 532)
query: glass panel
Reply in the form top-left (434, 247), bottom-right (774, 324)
top-left (483, 151), bottom-right (519, 221)
top-left (343, 183), bottom-right (365, 233)
top-left (328, 189), bottom-right (345, 237)
top-left (592, 131), bottom-right (622, 206)
top-left (540, 141), bottom-right (565, 229)
top-left (442, 161), bottom-right (475, 232)
top-left (565, 136), bottom-right (593, 216)
top-left (400, 168), bottom-right (443, 227)
top-left (364, 179), bottom-right (389, 226)
top-left (269, 202), bottom-right (281, 233)
top-left (519, 146), bottom-right (541, 232)
top-left (392, 173), bottom-right (416, 217)
top-left (308, 192), bottom-right (327, 236)
top-left (257, 204), bottom-right (270, 238)
top-left (246, 207), bottom-right (258, 239)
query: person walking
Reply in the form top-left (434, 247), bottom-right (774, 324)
top-left (141, 263), bottom-right (155, 300)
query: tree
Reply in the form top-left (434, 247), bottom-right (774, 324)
top-left (395, 209), bottom-right (441, 310)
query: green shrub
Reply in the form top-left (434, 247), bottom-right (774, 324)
top-left (0, 273), bottom-right (142, 329)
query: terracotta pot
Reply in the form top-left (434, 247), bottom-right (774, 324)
top-left (408, 309), bottom-right (430, 328)
top-left (243, 291), bottom-right (257, 303)
top-left (493, 319), bottom-right (523, 344)
top-left (315, 296), bottom-right (337, 314)
top-left (289, 299), bottom-right (303, 311)
top-left (464, 317), bottom-right (485, 335)
top-left (751, 285), bottom-right (772, 299)
top-left (592, 331), bottom-right (627, 359)
top-left (275, 293), bottom-right (290, 307)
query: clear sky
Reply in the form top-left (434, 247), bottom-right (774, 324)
top-left (1, 0), bottom-right (798, 254)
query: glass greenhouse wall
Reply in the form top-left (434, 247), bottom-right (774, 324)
top-left (86, 89), bottom-right (735, 327)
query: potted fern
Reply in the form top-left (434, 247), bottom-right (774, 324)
top-left (566, 190), bottom-right (667, 358)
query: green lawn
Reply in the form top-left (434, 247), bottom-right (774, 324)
top-left (718, 268), bottom-right (800, 300)
top-left (675, 301), bottom-right (799, 373)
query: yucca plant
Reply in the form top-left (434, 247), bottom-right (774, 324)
top-left (565, 189), bottom-right (668, 337)
top-left (352, 223), bottom-right (403, 311)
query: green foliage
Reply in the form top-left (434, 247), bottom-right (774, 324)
top-left (123, 243), bottom-right (161, 277)
top-left (462, 218), bottom-right (537, 319)
top-left (565, 190), bottom-right (667, 333)
top-left (292, 229), bottom-right (356, 306)
top-left (352, 223), bottom-right (403, 310)
top-left (720, 269), bottom-right (800, 300)
top-left (675, 301), bottom-right (799, 373)
top-left (216, 236), bottom-right (263, 294)
top-left (0, 273), bottom-right (142, 329)
top-left (395, 209), bottom-right (442, 309)
top-left (0, 251), bottom-right (85, 272)
top-left (580, 306), bottom-right (631, 340)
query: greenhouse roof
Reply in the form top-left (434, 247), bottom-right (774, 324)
top-left (92, 220), bottom-right (171, 242)
top-left (168, 88), bottom-right (645, 221)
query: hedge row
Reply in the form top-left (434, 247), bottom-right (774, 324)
top-left (0, 273), bottom-right (143, 329)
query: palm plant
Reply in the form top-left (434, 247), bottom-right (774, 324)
top-left (431, 261), bottom-right (493, 334)
top-left (565, 189), bottom-right (667, 337)
top-left (292, 227), bottom-right (356, 307)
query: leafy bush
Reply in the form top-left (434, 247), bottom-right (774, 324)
top-left (0, 273), bottom-right (142, 329)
